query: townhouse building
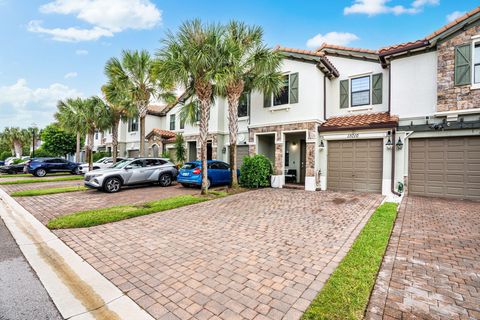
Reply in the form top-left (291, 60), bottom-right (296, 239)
top-left (93, 7), bottom-right (480, 201)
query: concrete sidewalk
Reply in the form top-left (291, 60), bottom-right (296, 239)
top-left (0, 218), bottom-right (62, 320)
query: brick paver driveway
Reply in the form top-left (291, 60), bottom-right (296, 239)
top-left (367, 196), bottom-right (480, 320)
top-left (53, 189), bottom-right (382, 320)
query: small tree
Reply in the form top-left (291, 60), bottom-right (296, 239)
top-left (41, 124), bottom-right (77, 157)
top-left (239, 154), bottom-right (273, 188)
top-left (174, 133), bottom-right (186, 165)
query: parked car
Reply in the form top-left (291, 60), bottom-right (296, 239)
top-left (84, 158), bottom-right (178, 193)
top-left (177, 160), bottom-right (239, 188)
top-left (78, 157), bottom-right (126, 174)
top-left (0, 163), bottom-right (27, 174)
top-left (0, 160), bottom-right (4, 166)
top-left (26, 158), bottom-right (81, 177)
top-left (4, 157), bottom-right (17, 166)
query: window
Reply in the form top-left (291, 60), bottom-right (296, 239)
top-left (274, 75), bottom-right (290, 106)
top-left (217, 162), bottom-right (230, 170)
top-left (180, 118), bottom-right (185, 130)
top-left (128, 118), bottom-right (138, 132)
top-left (129, 160), bottom-right (144, 168)
top-left (145, 159), bottom-right (166, 167)
top-left (264, 73), bottom-right (299, 108)
top-left (474, 43), bottom-right (480, 84)
top-left (238, 93), bottom-right (249, 117)
top-left (351, 76), bottom-right (370, 107)
top-left (170, 114), bottom-right (176, 130)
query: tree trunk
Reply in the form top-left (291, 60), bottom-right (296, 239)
top-left (138, 102), bottom-right (148, 157)
top-left (112, 119), bottom-right (119, 164)
top-left (227, 86), bottom-right (243, 188)
top-left (75, 132), bottom-right (81, 162)
top-left (199, 99), bottom-right (210, 195)
top-left (13, 140), bottom-right (22, 158)
top-left (87, 131), bottom-right (94, 171)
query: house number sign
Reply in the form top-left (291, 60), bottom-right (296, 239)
top-left (347, 133), bottom-right (359, 139)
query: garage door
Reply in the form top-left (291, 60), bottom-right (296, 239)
top-left (128, 149), bottom-right (140, 158)
top-left (409, 137), bottom-right (480, 201)
top-left (328, 139), bottom-right (383, 193)
top-left (236, 145), bottom-right (249, 168)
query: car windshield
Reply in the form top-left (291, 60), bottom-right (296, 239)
top-left (95, 157), bottom-right (107, 163)
top-left (182, 163), bottom-right (198, 170)
top-left (110, 160), bottom-right (130, 169)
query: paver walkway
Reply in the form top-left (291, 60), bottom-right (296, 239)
top-left (53, 189), bottom-right (382, 320)
top-left (366, 196), bottom-right (480, 320)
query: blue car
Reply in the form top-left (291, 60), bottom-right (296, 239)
top-left (26, 157), bottom-right (80, 177)
top-left (178, 160), bottom-right (239, 188)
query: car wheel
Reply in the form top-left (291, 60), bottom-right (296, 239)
top-left (159, 173), bottom-right (172, 187)
top-left (103, 177), bottom-right (122, 193)
top-left (206, 178), bottom-right (212, 189)
top-left (71, 167), bottom-right (80, 175)
top-left (35, 168), bottom-right (47, 177)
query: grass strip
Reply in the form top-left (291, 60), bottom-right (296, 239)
top-left (0, 173), bottom-right (69, 178)
top-left (302, 202), bottom-right (398, 320)
top-left (0, 175), bottom-right (83, 185)
top-left (47, 194), bottom-right (217, 229)
top-left (11, 186), bottom-right (88, 197)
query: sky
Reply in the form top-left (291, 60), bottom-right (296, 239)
top-left (0, 0), bottom-right (478, 129)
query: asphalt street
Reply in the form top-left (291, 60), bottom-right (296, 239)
top-left (0, 217), bottom-right (62, 320)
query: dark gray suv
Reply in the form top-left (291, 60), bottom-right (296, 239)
top-left (84, 158), bottom-right (178, 193)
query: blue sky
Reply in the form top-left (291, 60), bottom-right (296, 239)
top-left (0, 0), bottom-right (478, 129)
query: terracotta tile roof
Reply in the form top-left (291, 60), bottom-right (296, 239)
top-left (276, 46), bottom-right (325, 57)
top-left (164, 137), bottom-right (176, 144)
top-left (320, 112), bottom-right (398, 131)
top-left (147, 128), bottom-right (176, 139)
top-left (380, 6), bottom-right (480, 55)
top-left (317, 43), bottom-right (378, 54)
top-left (147, 104), bottom-right (168, 115)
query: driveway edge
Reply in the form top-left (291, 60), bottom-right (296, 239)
top-left (0, 188), bottom-right (154, 320)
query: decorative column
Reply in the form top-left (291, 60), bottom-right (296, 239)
top-left (304, 142), bottom-right (316, 191)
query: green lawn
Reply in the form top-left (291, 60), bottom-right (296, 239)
top-left (11, 186), bottom-right (88, 197)
top-left (0, 173), bottom-right (69, 178)
top-left (47, 193), bottom-right (225, 229)
top-left (302, 202), bottom-right (398, 320)
top-left (0, 175), bottom-right (83, 185)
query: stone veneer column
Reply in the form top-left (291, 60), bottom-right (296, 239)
top-left (274, 143), bottom-right (283, 176)
top-left (305, 142), bottom-right (316, 177)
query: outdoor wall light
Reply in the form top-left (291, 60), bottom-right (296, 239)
top-left (385, 131), bottom-right (393, 150)
top-left (319, 140), bottom-right (325, 150)
top-left (396, 137), bottom-right (404, 150)
top-left (222, 147), bottom-right (226, 154)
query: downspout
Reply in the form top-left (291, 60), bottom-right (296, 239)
top-left (388, 63), bottom-right (401, 197)
top-left (323, 75), bottom-right (327, 121)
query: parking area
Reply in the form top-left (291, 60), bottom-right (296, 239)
top-left (366, 196), bottom-right (480, 320)
top-left (51, 189), bottom-right (382, 320)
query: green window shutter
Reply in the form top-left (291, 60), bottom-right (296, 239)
top-left (289, 72), bottom-right (299, 104)
top-left (372, 73), bottom-right (383, 105)
top-left (340, 79), bottom-right (349, 109)
top-left (263, 92), bottom-right (271, 108)
top-left (455, 43), bottom-right (471, 86)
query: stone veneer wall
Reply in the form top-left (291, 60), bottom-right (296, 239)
top-left (437, 24), bottom-right (480, 112)
top-left (249, 122), bottom-right (318, 177)
top-left (183, 134), bottom-right (218, 160)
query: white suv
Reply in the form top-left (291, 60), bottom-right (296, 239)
top-left (79, 157), bottom-right (125, 174)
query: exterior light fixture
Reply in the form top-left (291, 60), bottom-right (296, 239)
top-left (385, 131), bottom-right (393, 150)
top-left (319, 140), bottom-right (325, 151)
top-left (396, 137), bottom-right (404, 150)
top-left (222, 147), bottom-right (226, 154)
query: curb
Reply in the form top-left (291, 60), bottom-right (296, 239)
top-left (0, 188), bottom-right (153, 320)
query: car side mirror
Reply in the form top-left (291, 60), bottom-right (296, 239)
top-left (124, 165), bottom-right (133, 170)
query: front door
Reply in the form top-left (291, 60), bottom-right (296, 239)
top-left (300, 140), bottom-right (306, 183)
top-left (207, 142), bottom-right (213, 160)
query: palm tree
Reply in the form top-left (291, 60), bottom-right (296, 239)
top-left (216, 21), bottom-right (285, 187)
top-left (104, 50), bottom-right (158, 157)
top-left (155, 19), bottom-right (224, 194)
top-left (101, 80), bottom-right (137, 164)
top-left (55, 98), bottom-right (86, 162)
top-left (82, 97), bottom-right (111, 170)
top-left (1, 127), bottom-right (31, 158)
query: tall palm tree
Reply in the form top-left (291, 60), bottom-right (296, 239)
top-left (101, 80), bottom-right (137, 164)
top-left (55, 98), bottom-right (86, 162)
top-left (73, 97), bottom-right (111, 170)
top-left (1, 127), bottom-right (31, 158)
top-left (216, 21), bottom-right (285, 187)
top-left (104, 50), bottom-right (157, 157)
top-left (155, 19), bottom-right (224, 194)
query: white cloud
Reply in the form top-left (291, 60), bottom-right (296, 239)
top-left (0, 79), bottom-right (83, 128)
top-left (29, 0), bottom-right (161, 42)
top-left (75, 49), bottom-right (89, 55)
top-left (64, 72), bottom-right (78, 79)
top-left (344, 0), bottom-right (438, 16)
top-left (306, 32), bottom-right (359, 48)
top-left (446, 11), bottom-right (466, 23)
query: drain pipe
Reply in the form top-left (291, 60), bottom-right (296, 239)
top-left (391, 128), bottom-right (401, 197)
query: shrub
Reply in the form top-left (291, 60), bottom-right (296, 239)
top-left (31, 147), bottom-right (53, 158)
top-left (0, 151), bottom-right (12, 161)
top-left (93, 151), bottom-right (111, 162)
top-left (240, 154), bottom-right (273, 188)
